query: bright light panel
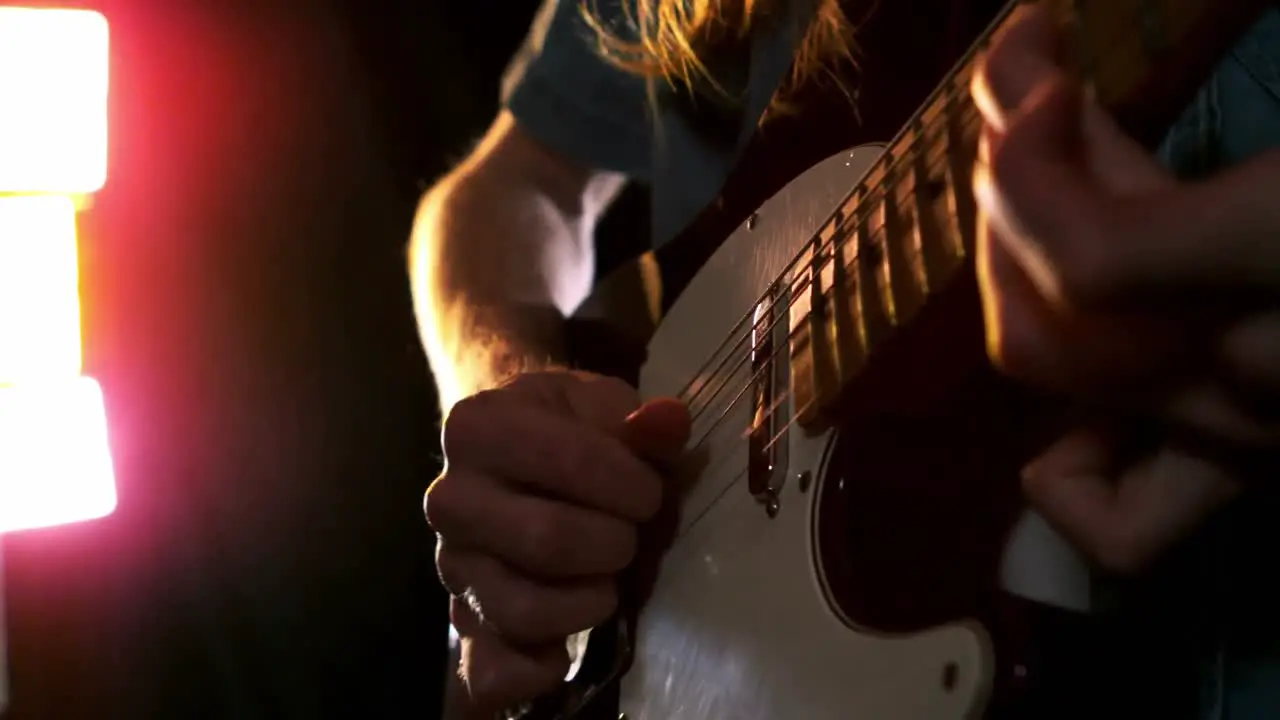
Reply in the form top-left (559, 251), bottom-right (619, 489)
top-left (0, 377), bottom-right (117, 532)
top-left (0, 194), bottom-right (82, 384)
top-left (0, 8), bottom-right (109, 193)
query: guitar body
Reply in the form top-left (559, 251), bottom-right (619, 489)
top-left (566, 145), bottom-right (1203, 720)
top-left (622, 144), bottom-right (996, 720)
top-left (610, 144), bottom-right (1127, 720)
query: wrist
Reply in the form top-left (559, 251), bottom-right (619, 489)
top-left (428, 302), bottom-right (569, 411)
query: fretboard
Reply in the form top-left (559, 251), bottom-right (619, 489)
top-left (786, 0), bottom-right (1274, 427)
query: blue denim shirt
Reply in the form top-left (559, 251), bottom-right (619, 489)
top-left (503, 3), bottom-right (1280, 717)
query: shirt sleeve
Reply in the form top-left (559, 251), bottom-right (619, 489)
top-left (501, 0), bottom-right (653, 181)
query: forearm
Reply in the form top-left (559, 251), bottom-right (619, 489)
top-left (409, 173), bottom-right (592, 410)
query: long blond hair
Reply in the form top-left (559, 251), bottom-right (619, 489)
top-left (583, 0), bottom-right (854, 107)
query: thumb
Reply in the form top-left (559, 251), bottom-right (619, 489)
top-left (621, 397), bottom-right (691, 465)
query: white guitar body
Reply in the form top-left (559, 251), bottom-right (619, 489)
top-left (619, 144), bottom-right (991, 720)
top-left (614, 142), bottom-right (1093, 720)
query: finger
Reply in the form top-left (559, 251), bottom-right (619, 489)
top-left (427, 470), bottom-right (637, 578)
top-left (444, 394), bottom-right (663, 521)
top-left (976, 205), bottom-right (1073, 381)
top-left (999, 110), bottom-right (1280, 303)
top-left (453, 599), bottom-right (569, 717)
top-left (1219, 310), bottom-right (1280, 423)
top-left (559, 372), bottom-right (645, 431)
top-left (620, 397), bottom-right (692, 466)
top-left (1166, 379), bottom-right (1280, 452)
top-left (1222, 310), bottom-right (1280, 392)
top-left (983, 75), bottom-right (1106, 309)
top-left (976, 211), bottom-right (1194, 395)
top-left (971, 2), bottom-right (1058, 129)
top-left (461, 551), bottom-right (617, 645)
top-left (1022, 428), bottom-right (1240, 575)
top-left (502, 371), bottom-right (643, 432)
top-left (435, 538), bottom-right (468, 597)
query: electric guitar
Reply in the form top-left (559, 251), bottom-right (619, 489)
top-left (447, 0), bottom-right (1277, 717)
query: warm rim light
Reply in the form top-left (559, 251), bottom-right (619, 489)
top-left (0, 7), bottom-right (109, 193)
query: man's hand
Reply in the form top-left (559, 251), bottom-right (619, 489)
top-left (970, 3), bottom-right (1280, 573)
top-left (425, 370), bottom-right (689, 716)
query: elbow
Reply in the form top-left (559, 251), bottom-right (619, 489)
top-left (408, 166), bottom-right (594, 317)
top-left (407, 111), bottom-right (623, 314)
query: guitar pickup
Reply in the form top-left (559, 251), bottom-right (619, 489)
top-left (749, 280), bottom-right (791, 515)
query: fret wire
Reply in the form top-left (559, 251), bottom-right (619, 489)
top-left (685, 109), bottom-right (980, 447)
top-left (684, 93), bottom-right (983, 429)
top-left (736, 4), bottom-right (1211, 446)
top-left (680, 89), bottom-right (968, 421)
top-left (678, 0), bottom-right (1205, 432)
top-left (671, 0), bottom-right (1022, 407)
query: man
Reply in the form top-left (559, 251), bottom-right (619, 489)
top-left (413, 0), bottom-right (1280, 716)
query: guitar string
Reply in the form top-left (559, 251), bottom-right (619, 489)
top-left (675, 81), bottom-right (978, 434)
top-left (674, 5), bottom-right (1154, 440)
top-left (681, 98), bottom-right (980, 455)
top-left (682, 4), bottom-right (1151, 528)
top-left (717, 8), bottom-right (1169, 464)
top-left (687, 119), bottom-right (971, 456)
top-left (668, 0), bottom-right (1019, 414)
top-left (671, 0), bottom-right (1166, 418)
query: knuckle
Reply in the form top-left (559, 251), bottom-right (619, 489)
top-left (569, 373), bottom-right (641, 424)
top-left (422, 471), bottom-right (458, 532)
top-left (593, 373), bottom-right (640, 404)
top-left (441, 390), bottom-right (498, 455)
top-left (504, 370), bottom-right (574, 410)
top-left (434, 543), bottom-right (470, 596)
top-left (450, 594), bottom-right (482, 635)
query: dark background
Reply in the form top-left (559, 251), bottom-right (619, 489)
top-left (1, 1), bottom-right (553, 717)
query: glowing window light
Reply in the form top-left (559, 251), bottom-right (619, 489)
top-left (0, 7), bottom-right (116, 538)
top-left (0, 377), bottom-right (116, 532)
top-left (0, 194), bottom-right (82, 384)
top-left (0, 8), bottom-right (109, 193)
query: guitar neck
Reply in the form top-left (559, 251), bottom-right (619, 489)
top-left (787, 0), bottom-right (1275, 429)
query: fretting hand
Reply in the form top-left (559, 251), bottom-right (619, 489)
top-left (971, 3), bottom-right (1280, 573)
